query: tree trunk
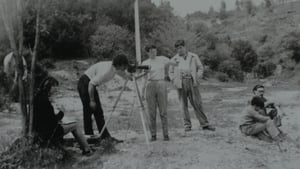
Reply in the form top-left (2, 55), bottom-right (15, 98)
top-left (29, 0), bottom-right (41, 136)
top-left (0, 0), bottom-right (27, 136)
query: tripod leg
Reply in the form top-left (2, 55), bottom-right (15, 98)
top-left (133, 76), bottom-right (150, 146)
top-left (98, 79), bottom-right (129, 138)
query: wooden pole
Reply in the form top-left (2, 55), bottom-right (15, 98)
top-left (29, 0), bottom-right (41, 136)
top-left (134, 0), bottom-right (142, 64)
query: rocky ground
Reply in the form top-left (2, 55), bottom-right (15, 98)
top-left (1, 60), bottom-right (300, 169)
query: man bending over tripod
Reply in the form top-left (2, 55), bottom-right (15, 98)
top-left (77, 54), bottom-right (131, 143)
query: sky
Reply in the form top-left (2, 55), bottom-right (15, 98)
top-left (151, 0), bottom-right (264, 16)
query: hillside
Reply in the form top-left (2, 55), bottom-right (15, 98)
top-left (186, 1), bottom-right (300, 84)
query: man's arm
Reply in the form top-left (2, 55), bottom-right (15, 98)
top-left (88, 82), bottom-right (97, 110)
top-left (116, 70), bottom-right (132, 81)
top-left (195, 55), bottom-right (204, 78)
top-left (251, 110), bottom-right (270, 122)
top-left (22, 56), bottom-right (28, 80)
top-left (88, 82), bottom-right (96, 102)
top-left (163, 57), bottom-right (177, 81)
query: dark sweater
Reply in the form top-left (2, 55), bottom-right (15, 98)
top-left (33, 92), bottom-right (64, 142)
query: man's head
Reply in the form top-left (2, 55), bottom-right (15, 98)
top-left (145, 44), bottom-right (157, 59)
top-left (251, 96), bottom-right (265, 111)
top-left (253, 84), bottom-right (265, 97)
top-left (174, 39), bottom-right (187, 57)
top-left (112, 54), bottom-right (129, 71)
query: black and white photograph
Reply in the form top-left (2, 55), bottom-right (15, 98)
top-left (0, 0), bottom-right (300, 168)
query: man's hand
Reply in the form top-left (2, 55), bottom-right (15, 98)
top-left (89, 100), bottom-right (97, 110)
top-left (164, 75), bottom-right (171, 82)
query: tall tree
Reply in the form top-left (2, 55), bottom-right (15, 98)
top-left (236, 0), bottom-right (241, 11)
top-left (208, 6), bottom-right (215, 16)
top-left (0, 0), bottom-right (28, 135)
top-left (219, 0), bottom-right (227, 19)
top-left (0, 0), bottom-right (41, 136)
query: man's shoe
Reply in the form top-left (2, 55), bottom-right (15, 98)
top-left (150, 135), bottom-right (157, 141)
top-left (164, 136), bottom-right (170, 141)
top-left (202, 125), bottom-right (216, 131)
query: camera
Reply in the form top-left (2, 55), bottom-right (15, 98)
top-left (127, 64), bottom-right (150, 73)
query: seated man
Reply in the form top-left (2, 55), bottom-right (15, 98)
top-left (33, 71), bottom-right (93, 156)
top-left (252, 84), bottom-right (282, 127)
top-left (240, 96), bottom-right (285, 142)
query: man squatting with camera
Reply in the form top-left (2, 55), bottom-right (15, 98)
top-left (77, 54), bottom-right (132, 143)
top-left (141, 44), bottom-right (177, 141)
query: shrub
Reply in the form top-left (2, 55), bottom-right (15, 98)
top-left (231, 40), bottom-right (258, 73)
top-left (91, 24), bottom-right (134, 60)
top-left (253, 61), bottom-right (276, 78)
top-left (257, 45), bottom-right (274, 62)
top-left (218, 60), bottom-right (244, 82)
top-left (280, 31), bottom-right (300, 63)
top-left (0, 69), bottom-right (10, 110)
top-left (202, 66), bottom-right (215, 79)
top-left (216, 72), bottom-right (229, 82)
top-left (40, 59), bottom-right (56, 69)
top-left (202, 50), bottom-right (222, 71)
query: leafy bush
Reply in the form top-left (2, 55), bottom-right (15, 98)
top-left (257, 45), bottom-right (274, 62)
top-left (216, 72), bottom-right (229, 82)
top-left (0, 68), bottom-right (10, 110)
top-left (218, 60), bottom-right (244, 82)
top-left (91, 24), bottom-right (134, 61)
top-left (231, 40), bottom-right (258, 73)
top-left (39, 59), bottom-right (56, 69)
top-left (202, 50), bottom-right (222, 71)
top-left (280, 31), bottom-right (300, 63)
top-left (0, 137), bottom-right (67, 169)
top-left (253, 61), bottom-right (276, 78)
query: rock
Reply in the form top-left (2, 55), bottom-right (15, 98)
top-left (50, 70), bottom-right (73, 80)
top-left (74, 60), bottom-right (89, 65)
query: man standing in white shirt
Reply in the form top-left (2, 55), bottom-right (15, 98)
top-left (142, 44), bottom-right (176, 141)
top-left (77, 54), bottom-right (131, 143)
top-left (3, 51), bottom-right (28, 102)
top-left (171, 40), bottom-right (215, 132)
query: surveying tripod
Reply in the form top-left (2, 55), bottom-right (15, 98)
top-left (98, 73), bottom-right (150, 145)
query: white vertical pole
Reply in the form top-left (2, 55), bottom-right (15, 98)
top-left (134, 0), bottom-right (142, 64)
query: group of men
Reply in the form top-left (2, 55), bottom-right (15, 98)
top-left (3, 39), bottom-right (286, 156)
top-left (77, 39), bottom-right (216, 145)
top-left (77, 38), bottom-right (286, 147)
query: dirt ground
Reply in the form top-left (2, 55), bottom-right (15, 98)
top-left (1, 60), bottom-right (300, 169)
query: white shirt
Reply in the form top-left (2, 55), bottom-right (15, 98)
top-left (3, 52), bottom-right (27, 78)
top-left (84, 61), bottom-right (116, 86)
top-left (142, 56), bottom-right (170, 81)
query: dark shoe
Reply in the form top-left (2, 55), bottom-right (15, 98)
top-left (202, 125), bottom-right (216, 131)
top-left (109, 137), bottom-right (124, 144)
top-left (164, 136), bottom-right (170, 141)
top-left (150, 135), bottom-right (157, 142)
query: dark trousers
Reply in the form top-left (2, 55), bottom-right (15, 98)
top-left (77, 74), bottom-right (111, 139)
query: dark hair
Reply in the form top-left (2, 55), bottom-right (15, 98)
top-left (112, 54), bottom-right (129, 67)
top-left (252, 84), bottom-right (264, 93)
top-left (35, 76), bottom-right (59, 96)
top-left (145, 44), bottom-right (156, 52)
top-left (251, 96), bottom-right (265, 108)
top-left (174, 40), bottom-right (185, 48)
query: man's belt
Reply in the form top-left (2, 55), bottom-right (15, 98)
top-left (181, 72), bottom-right (192, 79)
